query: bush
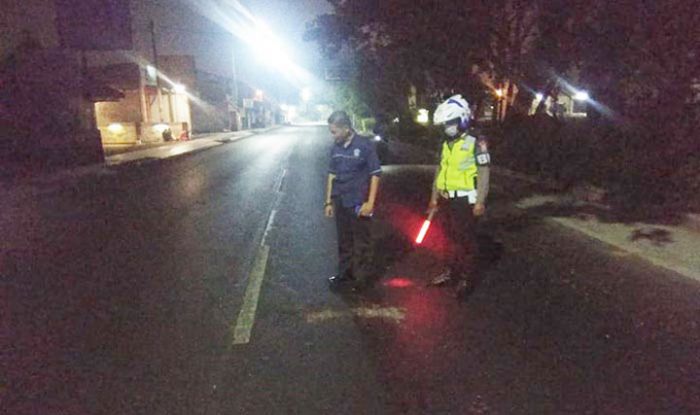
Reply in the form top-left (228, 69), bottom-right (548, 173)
top-left (492, 114), bottom-right (697, 211)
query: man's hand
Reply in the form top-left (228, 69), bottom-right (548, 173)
top-left (427, 200), bottom-right (439, 215)
top-left (438, 190), bottom-right (449, 199)
top-left (325, 204), bottom-right (334, 218)
top-left (358, 202), bottom-right (374, 217)
top-left (473, 203), bottom-right (486, 217)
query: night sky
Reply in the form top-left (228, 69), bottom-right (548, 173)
top-left (3, 0), bottom-right (332, 103)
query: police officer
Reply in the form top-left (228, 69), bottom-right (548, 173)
top-left (325, 111), bottom-right (382, 292)
top-left (427, 95), bottom-right (491, 298)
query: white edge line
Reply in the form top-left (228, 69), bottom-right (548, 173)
top-left (276, 168), bottom-right (287, 193)
top-left (232, 244), bottom-right (270, 345)
top-left (261, 209), bottom-right (277, 247)
top-left (231, 167), bottom-right (286, 345)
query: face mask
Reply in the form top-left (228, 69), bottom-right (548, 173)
top-left (444, 125), bottom-right (459, 138)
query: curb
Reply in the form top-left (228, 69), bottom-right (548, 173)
top-left (215, 132), bottom-right (254, 143)
top-left (685, 213), bottom-right (700, 232)
top-left (492, 166), bottom-right (699, 233)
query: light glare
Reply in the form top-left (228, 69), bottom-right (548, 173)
top-left (416, 108), bottom-right (429, 124)
top-left (301, 87), bottom-right (312, 102)
top-left (107, 123), bottom-right (124, 133)
top-left (574, 91), bottom-right (590, 101)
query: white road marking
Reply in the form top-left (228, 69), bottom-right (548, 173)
top-left (276, 168), bottom-right (287, 193)
top-left (232, 244), bottom-right (270, 345)
top-left (232, 168), bottom-right (287, 345)
top-left (261, 209), bottom-right (277, 247)
top-left (305, 306), bottom-right (406, 324)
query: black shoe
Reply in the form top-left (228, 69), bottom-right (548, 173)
top-left (427, 269), bottom-right (456, 287)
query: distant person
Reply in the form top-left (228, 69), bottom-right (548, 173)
top-left (427, 94), bottom-right (491, 299)
top-left (324, 110), bottom-right (382, 292)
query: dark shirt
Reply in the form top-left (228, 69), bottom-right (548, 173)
top-left (329, 133), bottom-right (382, 208)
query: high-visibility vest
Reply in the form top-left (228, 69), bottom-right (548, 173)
top-left (436, 134), bottom-right (478, 191)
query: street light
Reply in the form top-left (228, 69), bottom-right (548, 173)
top-left (251, 19), bottom-right (293, 67)
top-left (574, 90), bottom-right (590, 101)
top-left (416, 108), bottom-right (429, 124)
top-left (153, 123), bottom-right (169, 133)
top-left (301, 88), bottom-right (312, 102)
top-left (173, 84), bottom-right (186, 94)
top-left (146, 65), bottom-right (157, 81)
top-left (107, 123), bottom-right (124, 133)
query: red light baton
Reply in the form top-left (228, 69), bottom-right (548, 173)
top-left (415, 209), bottom-right (436, 244)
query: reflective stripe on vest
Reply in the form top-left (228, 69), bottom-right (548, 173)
top-left (437, 134), bottom-right (478, 191)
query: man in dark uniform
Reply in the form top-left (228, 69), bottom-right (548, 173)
top-left (324, 111), bottom-right (382, 292)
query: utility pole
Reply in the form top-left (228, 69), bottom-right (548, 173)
top-left (231, 47), bottom-right (240, 130)
top-left (232, 48), bottom-right (239, 109)
top-left (149, 20), bottom-right (164, 123)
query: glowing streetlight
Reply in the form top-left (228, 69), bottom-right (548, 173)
top-left (495, 88), bottom-right (504, 98)
top-left (535, 93), bottom-right (544, 101)
top-left (107, 123), bottom-right (124, 133)
top-left (173, 84), bottom-right (186, 94)
top-left (574, 90), bottom-right (590, 101)
top-left (153, 123), bottom-right (169, 133)
top-left (416, 108), bottom-right (429, 124)
top-left (146, 65), bottom-right (157, 81)
top-left (301, 88), bottom-right (312, 102)
top-left (251, 20), bottom-right (293, 67)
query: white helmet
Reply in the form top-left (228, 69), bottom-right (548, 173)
top-left (433, 94), bottom-right (471, 129)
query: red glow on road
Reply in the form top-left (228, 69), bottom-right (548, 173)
top-left (415, 219), bottom-right (431, 244)
top-left (383, 277), bottom-right (415, 288)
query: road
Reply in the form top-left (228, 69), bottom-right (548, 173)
top-left (2, 126), bottom-right (700, 414)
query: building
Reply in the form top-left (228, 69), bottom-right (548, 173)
top-left (0, 24), bottom-right (116, 167)
top-left (91, 55), bottom-right (194, 145)
top-left (192, 70), bottom-right (239, 134)
top-left (0, 0), bottom-right (132, 167)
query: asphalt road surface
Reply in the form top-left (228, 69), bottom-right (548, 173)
top-left (3, 126), bottom-right (699, 414)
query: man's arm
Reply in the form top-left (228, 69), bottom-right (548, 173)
top-left (429, 166), bottom-right (441, 207)
top-left (358, 174), bottom-right (380, 216)
top-left (429, 144), bottom-right (444, 209)
top-left (325, 173), bottom-right (335, 217)
top-left (476, 165), bottom-right (490, 205)
top-left (325, 173), bottom-right (336, 204)
top-left (367, 175), bottom-right (380, 206)
top-left (359, 140), bottom-right (382, 216)
top-left (474, 137), bottom-right (491, 215)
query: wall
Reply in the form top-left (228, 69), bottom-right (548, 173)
top-left (95, 91), bottom-right (142, 125)
top-left (98, 122), bottom-right (138, 144)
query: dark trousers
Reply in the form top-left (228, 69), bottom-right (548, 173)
top-left (334, 199), bottom-right (373, 285)
top-left (444, 196), bottom-right (478, 279)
